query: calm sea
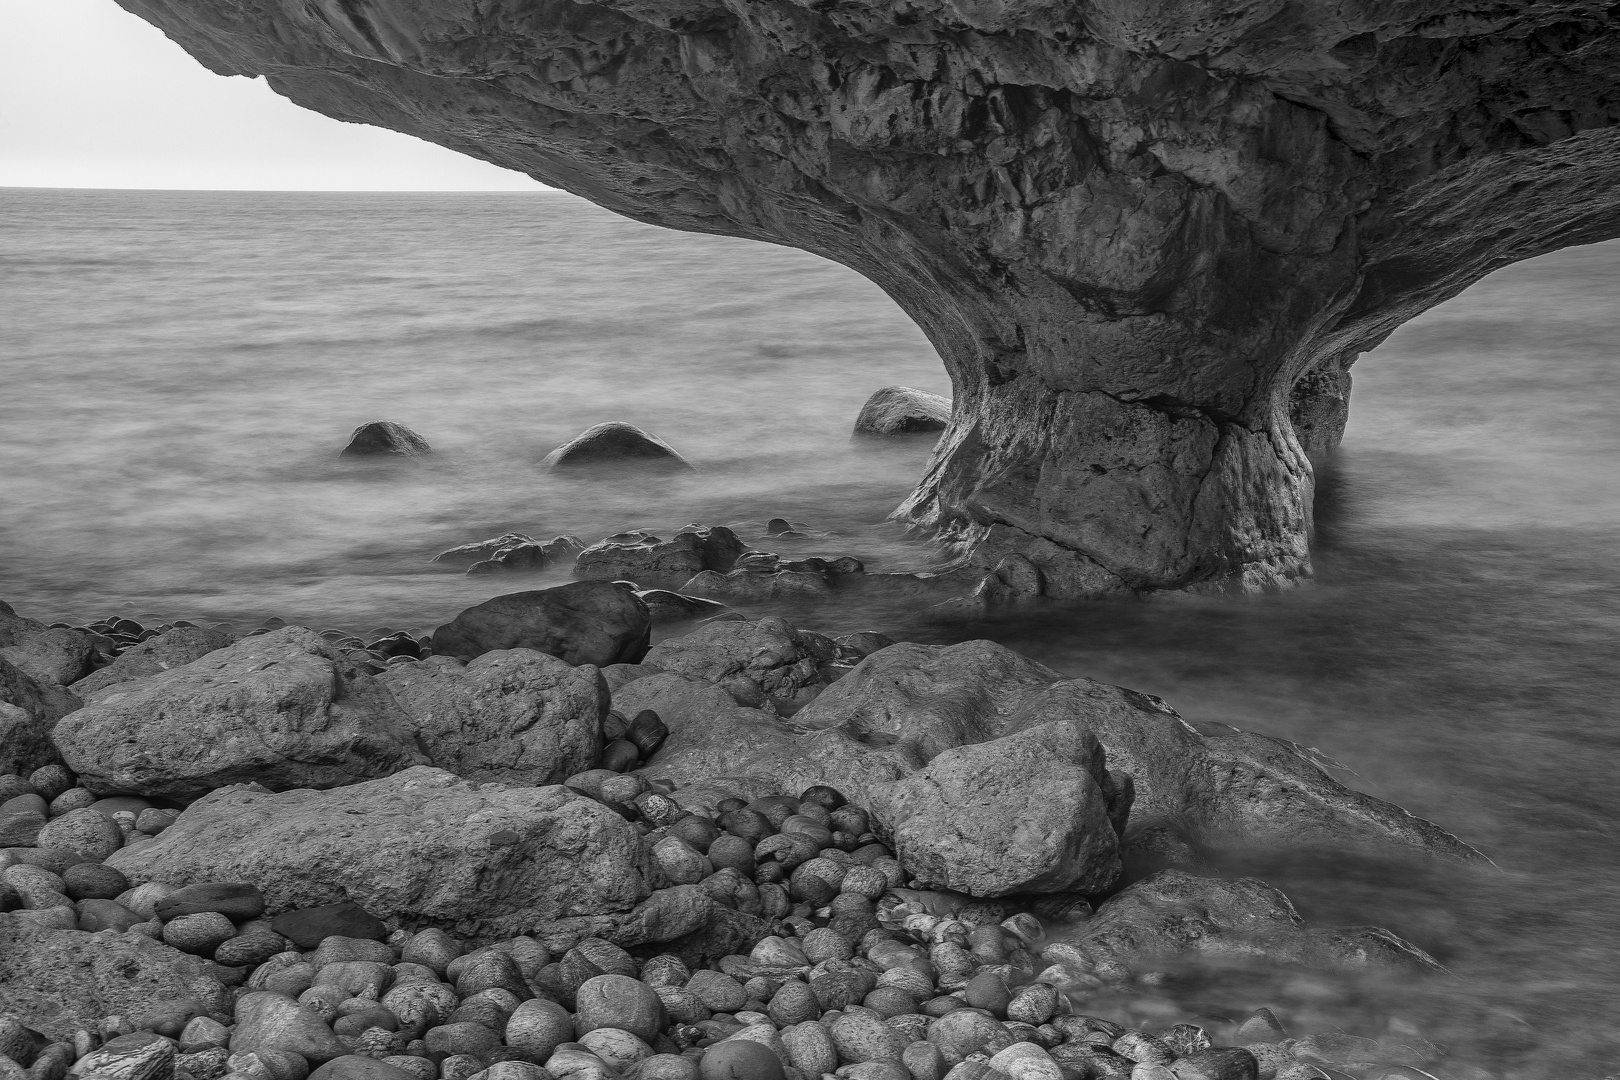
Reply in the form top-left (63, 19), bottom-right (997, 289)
top-left (3, 188), bottom-right (1618, 1077)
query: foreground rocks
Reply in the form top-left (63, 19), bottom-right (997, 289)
top-left (107, 767), bottom-right (650, 939)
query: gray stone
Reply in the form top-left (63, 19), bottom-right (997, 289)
top-left (0, 629), bottom-right (96, 688)
top-left (376, 650), bottom-right (605, 786)
top-left (71, 627), bottom-right (234, 700)
top-left (0, 655), bottom-right (78, 778)
top-left (640, 618), bottom-right (836, 713)
top-left (853, 388), bottom-right (951, 438)
top-left (542, 423), bottom-right (691, 473)
top-left (575, 527), bottom-right (744, 591)
top-left (52, 627), bottom-right (425, 800)
top-left (70, 1031), bottom-right (176, 1080)
top-left (0, 916), bottom-right (230, 1040)
top-left (35, 808), bottom-right (125, 861)
top-left (340, 422), bottom-right (431, 458)
top-left (572, 975), bottom-right (662, 1043)
top-left (107, 767), bottom-right (650, 940)
top-left (229, 992), bottom-right (347, 1063)
top-left (429, 583), bottom-right (650, 667)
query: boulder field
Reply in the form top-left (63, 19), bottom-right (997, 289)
top-left (0, 585), bottom-right (1488, 1080)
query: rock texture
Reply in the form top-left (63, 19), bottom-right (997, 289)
top-left (0, 916), bottom-right (232, 1039)
top-left (70, 625), bottom-right (235, 700)
top-left (340, 421), bottom-right (431, 457)
top-left (106, 0), bottom-right (1620, 594)
top-left (853, 387), bottom-right (951, 437)
top-left (106, 767), bottom-right (652, 939)
top-left (543, 422), bottom-right (691, 472)
top-left (430, 582), bottom-right (652, 666)
top-left (575, 527), bottom-right (746, 589)
top-left (52, 627), bottom-right (426, 799)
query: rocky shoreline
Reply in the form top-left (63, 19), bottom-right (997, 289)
top-left (0, 527), bottom-right (1517, 1080)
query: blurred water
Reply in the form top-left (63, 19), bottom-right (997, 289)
top-left (3, 188), bottom-right (1619, 1077)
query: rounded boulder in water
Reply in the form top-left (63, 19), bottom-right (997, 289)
top-left (429, 581), bottom-right (651, 666)
top-left (542, 422), bottom-right (692, 472)
top-left (699, 1039), bottom-right (785, 1080)
top-left (339, 421), bottom-right (431, 458)
top-left (852, 386), bottom-right (950, 437)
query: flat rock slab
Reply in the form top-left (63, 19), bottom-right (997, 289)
top-left (106, 766), bottom-right (651, 940)
top-left (53, 627), bottom-right (426, 799)
top-left (0, 915), bottom-right (231, 1039)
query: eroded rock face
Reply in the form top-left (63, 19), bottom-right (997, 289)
top-left (108, 0), bottom-right (1620, 593)
top-left (106, 766), bottom-right (651, 939)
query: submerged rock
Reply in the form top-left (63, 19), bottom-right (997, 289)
top-left (852, 387), bottom-right (951, 437)
top-left (543, 423), bottom-right (692, 472)
top-left (52, 627), bottom-right (426, 799)
top-left (106, 766), bottom-right (651, 940)
top-left (575, 526), bottom-right (745, 589)
top-left (340, 421), bottom-right (431, 457)
top-left (430, 581), bottom-right (651, 666)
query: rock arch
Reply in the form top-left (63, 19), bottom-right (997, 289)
top-left (120, 0), bottom-right (1620, 593)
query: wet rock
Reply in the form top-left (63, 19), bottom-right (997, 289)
top-left (376, 650), bottom-right (605, 785)
top-left (678, 571), bottom-right (831, 605)
top-left (230, 992), bottom-right (347, 1063)
top-left (543, 423), bottom-right (692, 473)
top-left (70, 627), bottom-right (235, 700)
top-left (433, 534), bottom-right (539, 567)
top-left (852, 388), bottom-right (951, 438)
top-left (635, 592), bottom-right (730, 627)
top-left (1060, 870), bottom-right (1443, 974)
top-left (0, 919), bottom-right (230, 1040)
top-left (429, 582), bottom-right (651, 667)
top-left (340, 422), bottom-right (431, 458)
top-left (1168, 1049), bottom-right (1260, 1080)
top-left (830, 1013), bottom-right (908, 1064)
top-left (575, 527), bottom-right (745, 590)
top-left (476, 536), bottom-right (588, 576)
top-left (53, 627), bottom-right (425, 800)
top-left (108, 767), bottom-right (649, 941)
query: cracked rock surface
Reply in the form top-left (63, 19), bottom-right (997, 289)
top-left (113, 0), bottom-right (1620, 593)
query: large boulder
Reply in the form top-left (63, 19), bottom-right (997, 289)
top-left (375, 650), bottom-right (606, 785)
top-left (107, 767), bottom-right (652, 940)
top-left (1056, 870), bottom-right (1444, 974)
top-left (852, 387), bottom-right (951, 437)
top-left (340, 421), bottom-right (430, 457)
top-left (542, 422), bottom-right (692, 472)
top-left (0, 628), bottom-right (97, 687)
top-left (574, 526), bottom-right (745, 589)
top-left (0, 915), bottom-right (231, 1039)
top-left (70, 625), bottom-right (235, 700)
top-left (52, 627), bottom-right (426, 799)
top-left (430, 582), bottom-right (651, 666)
top-left (0, 657), bottom-right (79, 776)
top-left (871, 721), bottom-right (1123, 895)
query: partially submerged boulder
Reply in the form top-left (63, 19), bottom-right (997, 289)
top-left (70, 625), bottom-right (234, 700)
top-left (431, 533), bottom-right (537, 566)
top-left (0, 916), bottom-right (231, 1039)
top-left (52, 627), bottom-right (426, 800)
top-left (575, 526), bottom-right (745, 589)
top-left (852, 386), bottom-right (951, 437)
top-left (107, 767), bottom-right (652, 940)
top-left (430, 582), bottom-right (651, 667)
top-left (340, 421), bottom-right (431, 457)
top-left (1058, 870), bottom-right (1444, 974)
top-left (376, 649), bottom-right (606, 785)
top-left (543, 422), bottom-right (692, 472)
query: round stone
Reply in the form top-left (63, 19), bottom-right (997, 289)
top-left (636, 1054), bottom-right (699, 1080)
top-left (61, 861), bottom-right (128, 901)
top-left (423, 1023), bottom-right (501, 1060)
top-left (216, 934), bottom-right (293, 968)
top-left (34, 807), bottom-right (123, 860)
top-left (962, 973), bottom-right (1011, 1016)
top-left (829, 1012), bottom-right (909, 1064)
top-left (839, 867), bottom-right (887, 900)
top-left (705, 835), bottom-right (756, 877)
top-left (47, 787), bottom-right (97, 817)
top-left (577, 1027), bottom-right (653, 1071)
top-left (27, 765), bottom-right (74, 802)
top-left (574, 975), bottom-right (662, 1044)
top-left (686, 970), bottom-right (748, 1013)
top-left (699, 1039), bottom-right (785, 1080)
top-left (162, 911), bottom-right (236, 956)
top-left (780, 1021), bottom-right (838, 1075)
top-left (1004, 985), bottom-right (1057, 1027)
top-left (801, 927), bottom-right (854, 965)
top-left (399, 928), bottom-right (463, 976)
top-left (638, 954), bottom-right (691, 990)
top-left (765, 981), bottom-right (818, 1027)
top-left (652, 837), bottom-right (712, 886)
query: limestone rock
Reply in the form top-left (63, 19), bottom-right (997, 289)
top-left (0, 629), bottom-right (96, 688)
top-left (430, 582), bottom-right (651, 667)
top-left (852, 387), bottom-right (951, 438)
top-left (543, 423), bottom-right (691, 472)
top-left (376, 650), bottom-right (606, 785)
top-left (1059, 870), bottom-right (1443, 974)
top-left (51, 627), bottom-right (425, 800)
top-left (70, 626), bottom-right (235, 700)
top-left (340, 421), bottom-right (430, 458)
top-left (575, 527), bottom-right (744, 590)
top-left (105, 766), bottom-right (651, 940)
top-left (0, 915), bottom-right (230, 1039)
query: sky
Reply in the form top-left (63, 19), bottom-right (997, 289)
top-left (0, 0), bottom-right (541, 190)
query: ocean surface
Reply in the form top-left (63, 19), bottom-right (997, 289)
top-left (3, 187), bottom-right (1618, 1077)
